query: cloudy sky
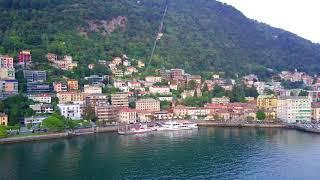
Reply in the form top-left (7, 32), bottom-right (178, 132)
top-left (217, 0), bottom-right (320, 43)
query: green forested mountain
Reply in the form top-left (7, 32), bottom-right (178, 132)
top-left (0, 0), bottom-right (320, 77)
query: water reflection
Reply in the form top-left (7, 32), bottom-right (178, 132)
top-left (1, 128), bottom-right (320, 179)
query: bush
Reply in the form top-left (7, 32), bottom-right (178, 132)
top-left (42, 116), bottom-right (65, 132)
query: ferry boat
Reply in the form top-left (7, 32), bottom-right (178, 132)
top-left (156, 121), bottom-right (198, 131)
top-left (118, 124), bottom-right (155, 135)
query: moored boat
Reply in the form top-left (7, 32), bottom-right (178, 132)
top-left (156, 121), bottom-right (198, 131)
top-left (118, 124), bottom-right (155, 135)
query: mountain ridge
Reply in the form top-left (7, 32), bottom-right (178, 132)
top-left (0, 0), bottom-right (319, 77)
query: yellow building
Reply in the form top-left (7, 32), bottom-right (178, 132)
top-left (257, 95), bottom-right (278, 120)
top-left (57, 92), bottom-right (84, 104)
top-left (0, 113), bottom-right (8, 126)
top-left (257, 95), bottom-right (277, 110)
top-left (67, 79), bottom-right (79, 91)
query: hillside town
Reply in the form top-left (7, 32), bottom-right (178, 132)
top-left (1, 50), bottom-right (320, 135)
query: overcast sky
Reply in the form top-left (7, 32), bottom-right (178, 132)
top-left (217, 0), bottom-right (320, 43)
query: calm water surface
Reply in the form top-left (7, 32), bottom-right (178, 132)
top-left (1, 127), bottom-right (320, 180)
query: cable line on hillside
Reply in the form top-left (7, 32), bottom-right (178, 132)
top-left (146, 1), bottom-right (169, 70)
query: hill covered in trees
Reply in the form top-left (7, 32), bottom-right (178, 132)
top-left (0, 0), bottom-right (320, 77)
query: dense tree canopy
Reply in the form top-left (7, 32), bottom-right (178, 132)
top-left (0, 0), bottom-right (319, 77)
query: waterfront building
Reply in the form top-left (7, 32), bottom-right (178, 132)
top-left (29, 103), bottom-right (54, 114)
top-left (136, 98), bottom-right (160, 111)
top-left (24, 116), bottom-right (47, 127)
top-left (153, 111), bottom-right (174, 120)
top-left (95, 104), bottom-right (117, 121)
top-left (26, 82), bottom-right (51, 93)
top-left (211, 97), bottom-right (230, 104)
top-left (308, 91), bottom-right (320, 102)
top-left (23, 70), bottom-right (46, 82)
top-left (311, 102), bottom-right (320, 121)
top-left (58, 104), bottom-right (82, 120)
top-left (84, 85), bottom-right (102, 94)
top-left (111, 93), bottom-right (129, 107)
top-left (277, 96), bottom-right (312, 123)
top-left (0, 55), bottom-right (14, 68)
top-left (118, 108), bottom-right (137, 124)
top-left (67, 79), bottom-right (79, 91)
top-left (57, 92), bottom-right (84, 104)
top-left (173, 105), bottom-right (189, 118)
top-left (187, 107), bottom-right (210, 117)
top-left (0, 113), bottom-right (8, 126)
top-left (257, 95), bottom-right (277, 110)
top-left (27, 93), bottom-right (52, 103)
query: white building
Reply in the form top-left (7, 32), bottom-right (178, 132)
top-left (27, 94), bottom-right (52, 103)
top-left (211, 97), bottom-right (230, 104)
top-left (149, 86), bottom-right (171, 95)
top-left (57, 104), bottom-right (82, 120)
top-left (24, 116), bottom-right (48, 127)
top-left (277, 96), bottom-right (312, 123)
top-left (145, 76), bottom-right (162, 83)
top-left (84, 85), bottom-right (102, 94)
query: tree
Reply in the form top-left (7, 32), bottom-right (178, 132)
top-left (212, 85), bottom-right (225, 98)
top-left (187, 80), bottom-right (197, 90)
top-left (0, 126), bottom-right (7, 138)
top-left (256, 110), bottom-right (266, 121)
top-left (83, 106), bottom-right (97, 122)
top-left (299, 90), bottom-right (308, 96)
top-left (42, 116), bottom-right (65, 132)
top-left (202, 83), bottom-right (209, 93)
top-left (65, 118), bottom-right (78, 130)
top-left (160, 101), bottom-right (171, 110)
top-left (244, 86), bottom-right (259, 98)
top-left (129, 101), bottom-right (136, 108)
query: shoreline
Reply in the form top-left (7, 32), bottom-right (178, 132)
top-left (0, 122), bottom-right (318, 145)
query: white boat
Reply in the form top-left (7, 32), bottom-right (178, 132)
top-left (118, 124), bottom-right (155, 135)
top-left (156, 121), bottom-right (198, 131)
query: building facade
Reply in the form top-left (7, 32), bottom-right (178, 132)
top-left (57, 92), bottom-right (84, 104)
top-left (24, 70), bottom-right (47, 82)
top-left (118, 108), bottom-right (137, 124)
top-left (95, 105), bottom-right (117, 121)
top-left (58, 104), bottom-right (82, 120)
top-left (0, 113), bottom-right (8, 126)
top-left (67, 79), bottom-right (79, 91)
top-left (136, 98), bottom-right (160, 111)
top-left (277, 96), bottom-right (311, 123)
top-left (111, 93), bottom-right (129, 107)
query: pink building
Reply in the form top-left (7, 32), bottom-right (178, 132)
top-left (18, 50), bottom-right (32, 64)
top-left (53, 82), bottom-right (68, 92)
top-left (0, 55), bottom-right (14, 68)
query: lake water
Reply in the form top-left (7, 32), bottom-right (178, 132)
top-left (1, 127), bottom-right (320, 179)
